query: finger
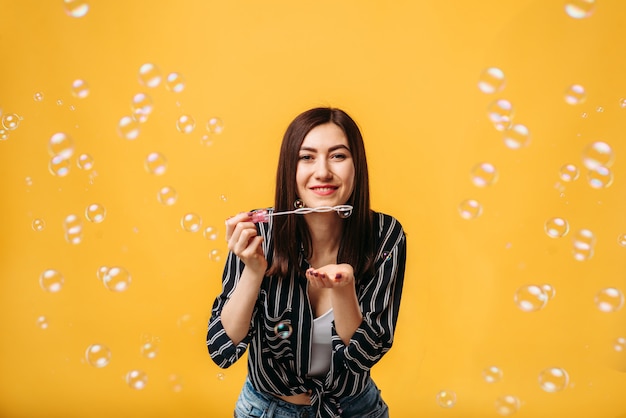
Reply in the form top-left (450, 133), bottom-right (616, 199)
top-left (232, 227), bottom-right (258, 255)
top-left (225, 212), bottom-right (252, 240)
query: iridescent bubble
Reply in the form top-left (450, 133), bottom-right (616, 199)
top-left (620, 98), bottom-right (626, 108)
top-left (165, 72), bottom-right (185, 93)
top-left (458, 199), bottom-right (482, 220)
top-left (209, 249), bottom-right (222, 262)
top-left (85, 203), bottom-right (106, 223)
top-left (63, 214), bottom-right (83, 244)
top-left (169, 374), bottom-right (183, 392)
top-left (381, 251), bottom-right (392, 262)
top-left (141, 342), bottom-right (159, 359)
top-left (559, 164), bottom-right (579, 182)
top-left (49, 155), bottom-right (71, 177)
top-left (77, 153), bottom-right (94, 170)
top-left (157, 186), bottom-right (177, 206)
top-left (0, 129), bottom-right (8, 141)
top-left (2, 113), bottom-right (21, 130)
top-left (118, 115), bottom-right (140, 140)
top-left (126, 370), bottom-right (148, 390)
top-left (482, 366), bottom-right (503, 383)
top-left (25, 176), bottom-right (33, 186)
top-left (503, 123), bottom-right (530, 149)
top-left (514, 284), bottom-right (548, 312)
top-left (206, 117), bottom-right (224, 134)
top-left (36, 315), bottom-right (49, 329)
top-left (538, 367), bottom-right (570, 392)
top-left (594, 288), bottom-right (624, 313)
top-left (85, 344), bottom-right (111, 368)
top-left (487, 99), bottom-right (513, 131)
top-left (40, 269), bottom-right (64, 293)
top-left (337, 207), bottom-right (352, 218)
top-left (565, 0), bottom-right (596, 19)
top-left (220, 194), bottom-right (228, 202)
top-left (63, 0), bottom-right (89, 18)
top-left (49, 132), bottom-right (74, 159)
top-left (138, 63), bottom-right (161, 88)
top-left (436, 390), bottom-right (457, 408)
top-left (145, 152), bottom-right (167, 175)
top-left (34, 92), bottom-right (44, 102)
top-left (582, 141), bottom-right (614, 170)
top-left (181, 213), bottom-right (202, 232)
top-left (274, 322), bottom-right (292, 339)
top-left (32, 218), bottom-right (46, 231)
top-left (564, 84), bottom-right (586, 105)
top-left (71, 79), bottom-right (89, 99)
top-left (131, 93), bottom-right (154, 123)
top-left (613, 337), bottom-right (626, 352)
top-left (587, 166), bottom-right (613, 189)
top-left (203, 226), bottom-right (218, 240)
top-left (618, 233), bottom-right (626, 247)
top-left (572, 228), bottom-right (595, 261)
top-left (217, 372), bottom-right (226, 381)
top-left (478, 67), bottom-right (506, 94)
top-left (541, 284), bottom-right (556, 300)
top-left (200, 134), bottom-right (214, 147)
top-left (495, 395), bottom-right (521, 416)
top-left (103, 266), bottom-right (131, 292)
top-left (544, 217), bottom-right (569, 238)
top-left (96, 265), bottom-right (109, 281)
top-left (471, 162), bottom-right (498, 187)
top-left (176, 114), bottom-right (196, 134)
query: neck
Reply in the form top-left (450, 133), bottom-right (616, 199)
top-left (304, 213), bottom-right (343, 264)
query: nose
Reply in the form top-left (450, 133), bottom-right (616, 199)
top-left (314, 159), bottom-right (332, 179)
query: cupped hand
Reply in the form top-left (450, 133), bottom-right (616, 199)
top-left (305, 263), bottom-right (354, 289)
top-left (225, 212), bottom-right (267, 273)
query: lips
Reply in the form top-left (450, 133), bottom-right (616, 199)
top-left (310, 185), bottom-right (338, 195)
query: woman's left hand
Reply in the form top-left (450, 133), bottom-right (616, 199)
top-left (306, 263), bottom-right (354, 289)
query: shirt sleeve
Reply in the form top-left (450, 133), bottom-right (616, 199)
top-left (206, 250), bottom-right (257, 368)
top-left (331, 215), bottom-right (407, 373)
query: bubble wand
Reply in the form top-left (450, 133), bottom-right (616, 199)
top-left (250, 205), bottom-right (353, 223)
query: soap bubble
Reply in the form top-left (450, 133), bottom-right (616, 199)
top-left (126, 370), bottom-right (148, 390)
top-left (559, 164), bottom-right (579, 182)
top-left (140, 341), bottom-right (159, 359)
top-left (217, 372), bottom-right (226, 381)
top-left (482, 366), bottom-right (503, 383)
top-left (176, 114), bottom-right (196, 134)
top-left (203, 226), bottom-right (218, 240)
top-left (337, 206), bottom-right (352, 218)
top-left (96, 265), bottom-right (109, 281)
top-left (594, 288), bottom-right (624, 313)
top-left (85, 344), bottom-right (111, 368)
top-left (495, 395), bottom-right (520, 416)
top-left (138, 63), bottom-right (161, 88)
top-left (478, 67), bottom-right (506, 94)
top-left (34, 92), bottom-right (44, 102)
top-left (503, 123), bottom-right (530, 149)
top-left (36, 315), bottom-right (49, 329)
top-left (85, 203), bottom-right (106, 223)
top-left (0, 129), bottom-right (8, 141)
top-left (145, 152), bottom-right (167, 175)
top-left (32, 218), bottom-right (46, 231)
top-left (63, 213), bottom-right (83, 244)
top-left (77, 153), bottom-right (94, 170)
top-left (103, 266), bottom-right (131, 292)
top-left (71, 79), bottom-right (89, 98)
top-left (2, 113), bottom-right (21, 130)
top-left (565, 0), bottom-right (596, 19)
top-left (487, 99), bottom-right (513, 131)
top-left (613, 337), bottom-right (626, 352)
top-left (471, 162), bottom-right (498, 187)
top-left (618, 234), bottom-right (626, 247)
top-left (538, 367), bottom-right (569, 392)
top-left (436, 390), bottom-right (457, 408)
top-left (582, 141), bottom-right (614, 170)
top-left (49, 155), bottom-right (71, 177)
top-left (587, 166), bottom-right (613, 189)
top-left (169, 374), bottom-right (184, 392)
top-left (63, 0), bottom-right (89, 18)
top-left (181, 213), bottom-right (202, 232)
top-left (49, 133), bottom-right (74, 159)
top-left (209, 249), bottom-right (222, 262)
top-left (131, 93), bottom-right (153, 123)
top-left (206, 117), bottom-right (224, 134)
top-left (157, 186), bottom-right (177, 205)
top-left (564, 84), bottom-right (586, 105)
top-left (514, 285), bottom-right (548, 312)
top-left (118, 116), bottom-right (140, 140)
top-left (458, 199), bottom-right (482, 220)
top-left (40, 269), bottom-right (64, 293)
top-left (274, 322), bottom-right (292, 339)
top-left (541, 284), bottom-right (556, 300)
top-left (572, 228), bottom-right (595, 261)
top-left (165, 72), bottom-right (185, 93)
top-left (544, 217), bottom-right (569, 238)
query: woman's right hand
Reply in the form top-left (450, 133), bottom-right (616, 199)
top-left (225, 212), bottom-right (267, 274)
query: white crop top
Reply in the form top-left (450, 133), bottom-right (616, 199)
top-left (309, 308), bottom-right (334, 377)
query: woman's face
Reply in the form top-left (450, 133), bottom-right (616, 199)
top-left (296, 123), bottom-right (355, 209)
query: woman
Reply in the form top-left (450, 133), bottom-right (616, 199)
top-left (207, 107), bottom-right (406, 417)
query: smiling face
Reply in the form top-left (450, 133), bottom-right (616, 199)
top-left (296, 123), bottom-right (355, 209)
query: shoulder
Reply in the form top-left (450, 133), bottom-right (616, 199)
top-left (372, 211), bottom-right (405, 237)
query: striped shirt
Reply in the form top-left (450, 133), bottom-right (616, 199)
top-left (207, 211), bottom-right (407, 417)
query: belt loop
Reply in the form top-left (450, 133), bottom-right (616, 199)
top-left (264, 397), bottom-right (278, 418)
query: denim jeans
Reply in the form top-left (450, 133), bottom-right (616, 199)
top-left (234, 378), bottom-right (389, 418)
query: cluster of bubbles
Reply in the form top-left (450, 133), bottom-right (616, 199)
top-left (0, 107), bottom-right (23, 141)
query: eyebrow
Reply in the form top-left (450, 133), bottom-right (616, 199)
top-left (299, 144), bottom-right (351, 153)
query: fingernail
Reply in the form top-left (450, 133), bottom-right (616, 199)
top-left (335, 273), bottom-right (342, 279)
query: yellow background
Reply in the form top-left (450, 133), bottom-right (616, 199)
top-left (1, 1), bottom-right (625, 417)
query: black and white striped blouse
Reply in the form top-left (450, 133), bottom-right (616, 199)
top-left (207, 211), bottom-right (407, 417)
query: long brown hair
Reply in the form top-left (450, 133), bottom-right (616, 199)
top-left (266, 107), bottom-right (374, 280)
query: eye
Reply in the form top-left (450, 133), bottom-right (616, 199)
top-left (298, 154), bottom-right (313, 161)
top-left (331, 153), bottom-right (347, 160)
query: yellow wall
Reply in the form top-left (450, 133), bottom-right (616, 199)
top-left (1, 1), bottom-right (625, 417)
